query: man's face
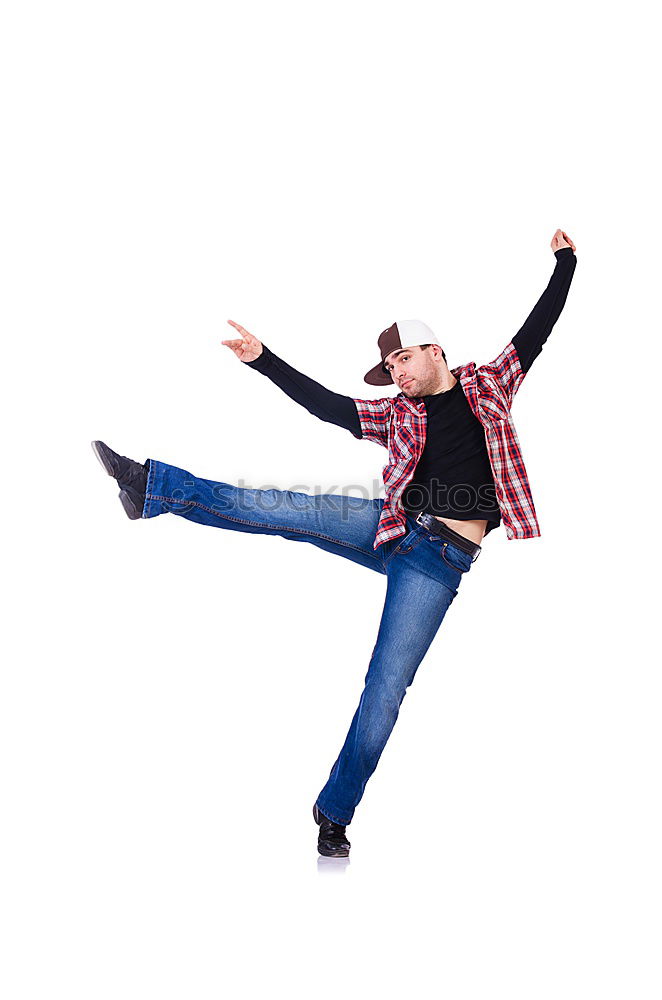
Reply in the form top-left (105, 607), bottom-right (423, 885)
top-left (383, 345), bottom-right (444, 396)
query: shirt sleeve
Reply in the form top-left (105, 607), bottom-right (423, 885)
top-left (243, 344), bottom-right (363, 439)
top-left (511, 246), bottom-right (578, 374)
top-left (351, 397), bottom-right (393, 448)
top-left (479, 341), bottom-right (527, 410)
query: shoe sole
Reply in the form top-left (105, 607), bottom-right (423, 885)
top-left (317, 844), bottom-right (350, 858)
top-left (93, 442), bottom-right (143, 520)
top-left (119, 489), bottom-right (143, 520)
top-left (91, 440), bottom-right (116, 477)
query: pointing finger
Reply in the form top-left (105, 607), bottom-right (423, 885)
top-left (227, 320), bottom-right (250, 336)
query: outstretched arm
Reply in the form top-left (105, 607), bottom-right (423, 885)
top-left (511, 229), bottom-right (578, 374)
top-left (222, 320), bottom-right (362, 438)
top-left (482, 230), bottom-right (578, 407)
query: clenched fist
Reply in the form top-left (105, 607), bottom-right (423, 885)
top-left (551, 229), bottom-right (576, 252)
top-left (222, 320), bottom-right (263, 363)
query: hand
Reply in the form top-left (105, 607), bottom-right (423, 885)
top-left (551, 228), bottom-right (576, 252)
top-left (222, 320), bottom-right (263, 362)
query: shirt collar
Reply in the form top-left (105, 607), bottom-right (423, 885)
top-left (394, 361), bottom-right (475, 407)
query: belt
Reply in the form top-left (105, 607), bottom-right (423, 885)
top-left (415, 511), bottom-right (482, 563)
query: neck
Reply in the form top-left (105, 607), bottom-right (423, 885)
top-left (431, 371), bottom-right (457, 395)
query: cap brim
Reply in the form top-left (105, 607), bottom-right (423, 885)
top-left (363, 361), bottom-right (394, 386)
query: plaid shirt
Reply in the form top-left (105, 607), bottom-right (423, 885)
top-left (353, 341), bottom-right (539, 550)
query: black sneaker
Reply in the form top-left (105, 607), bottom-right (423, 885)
top-left (92, 440), bottom-right (147, 519)
top-left (313, 803), bottom-right (351, 857)
top-left (119, 486), bottom-right (145, 520)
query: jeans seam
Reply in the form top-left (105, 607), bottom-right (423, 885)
top-left (146, 493), bottom-right (384, 568)
top-left (143, 460), bottom-right (156, 519)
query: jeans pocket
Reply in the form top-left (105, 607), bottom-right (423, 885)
top-left (392, 530), bottom-right (424, 557)
top-left (440, 541), bottom-right (473, 574)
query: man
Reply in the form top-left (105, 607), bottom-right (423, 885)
top-left (92, 229), bottom-right (577, 858)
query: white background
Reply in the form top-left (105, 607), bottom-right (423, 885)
top-left (2, 1), bottom-right (660, 997)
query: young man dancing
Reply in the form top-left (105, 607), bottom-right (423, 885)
top-left (93, 229), bottom-right (577, 858)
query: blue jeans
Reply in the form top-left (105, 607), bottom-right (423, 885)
top-left (143, 459), bottom-right (477, 826)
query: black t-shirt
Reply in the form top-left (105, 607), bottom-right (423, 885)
top-left (400, 380), bottom-right (502, 533)
top-left (244, 247), bottom-right (577, 537)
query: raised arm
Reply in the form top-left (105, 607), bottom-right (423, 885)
top-left (222, 320), bottom-right (362, 438)
top-left (511, 229), bottom-right (578, 374)
top-left (481, 230), bottom-right (577, 408)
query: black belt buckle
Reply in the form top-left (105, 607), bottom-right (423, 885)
top-left (415, 511), bottom-right (481, 563)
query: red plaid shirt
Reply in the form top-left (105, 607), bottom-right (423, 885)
top-left (353, 341), bottom-right (540, 550)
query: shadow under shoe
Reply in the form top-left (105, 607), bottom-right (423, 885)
top-left (313, 803), bottom-right (351, 858)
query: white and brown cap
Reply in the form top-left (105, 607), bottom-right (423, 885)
top-left (364, 320), bottom-right (441, 386)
